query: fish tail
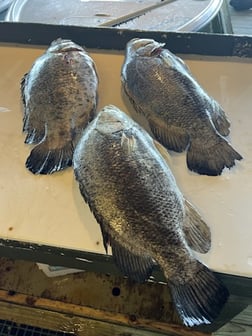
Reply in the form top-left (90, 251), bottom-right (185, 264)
top-left (187, 137), bottom-right (242, 176)
top-left (26, 141), bottom-right (73, 174)
top-left (169, 261), bottom-right (229, 327)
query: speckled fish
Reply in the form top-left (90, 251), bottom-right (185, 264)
top-left (21, 38), bottom-right (98, 174)
top-left (121, 38), bottom-right (242, 176)
top-left (73, 105), bottom-right (229, 327)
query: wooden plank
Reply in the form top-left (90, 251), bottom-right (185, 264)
top-left (214, 305), bottom-right (252, 335)
top-left (0, 291), bottom-right (210, 336)
top-left (232, 305), bottom-right (252, 327)
top-left (0, 258), bottom-right (177, 324)
top-left (0, 257), bottom-right (250, 332)
top-left (0, 257), bottom-right (248, 333)
top-left (0, 301), bottom-right (171, 336)
top-left (228, 2), bottom-right (252, 35)
top-left (1, 289), bottom-right (251, 336)
top-left (0, 258), bottom-right (250, 333)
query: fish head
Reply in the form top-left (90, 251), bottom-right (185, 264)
top-left (126, 38), bottom-right (165, 58)
top-left (95, 105), bottom-right (141, 155)
top-left (125, 38), bottom-right (189, 72)
top-left (95, 105), bottom-right (131, 135)
top-left (48, 38), bottom-right (85, 54)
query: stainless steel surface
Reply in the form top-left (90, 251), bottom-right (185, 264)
top-left (99, 0), bottom-right (178, 27)
top-left (179, 0), bottom-right (224, 31)
top-left (5, 0), bottom-right (225, 32)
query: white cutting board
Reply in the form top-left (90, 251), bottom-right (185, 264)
top-left (0, 44), bottom-right (251, 277)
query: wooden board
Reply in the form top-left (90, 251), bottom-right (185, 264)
top-left (229, 3), bottom-right (252, 35)
top-left (214, 305), bottom-right (252, 335)
top-left (0, 257), bottom-right (250, 335)
top-left (0, 257), bottom-right (211, 335)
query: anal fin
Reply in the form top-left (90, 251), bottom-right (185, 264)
top-left (111, 239), bottom-right (154, 283)
top-left (24, 125), bottom-right (46, 144)
top-left (148, 117), bottom-right (189, 152)
top-left (183, 199), bottom-right (211, 254)
top-left (210, 102), bottom-right (230, 137)
top-left (23, 114), bottom-right (46, 145)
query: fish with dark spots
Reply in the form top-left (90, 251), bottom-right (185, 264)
top-left (21, 38), bottom-right (98, 174)
top-left (73, 104), bottom-right (229, 327)
top-left (121, 38), bottom-right (242, 176)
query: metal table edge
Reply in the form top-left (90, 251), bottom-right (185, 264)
top-left (0, 21), bottom-right (252, 57)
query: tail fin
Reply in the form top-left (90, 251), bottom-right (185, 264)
top-left (26, 141), bottom-right (73, 174)
top-left (187, 137), bottom-right (242, 176)
top-left (169, 261), bottom-right (229, 327)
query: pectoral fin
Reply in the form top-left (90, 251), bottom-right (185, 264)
top-left (183, 199), bottom-right (211, 254)
top-left (21, 73), bottom-right (28, 106)
top-left (153, 139), bottom-right (173, 167)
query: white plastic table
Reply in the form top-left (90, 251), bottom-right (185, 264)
top-left (0, 40), bottom-right (251, 278)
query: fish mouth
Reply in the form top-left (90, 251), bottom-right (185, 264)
top-left (49, 38), bottom-right (84, 53)
top-left (150, 47), bottom-right (163, 56)
top-left (95, 118), bottom-right (124, 135)
top-left (95, 105), bottom-right (130, 135)
top-left (59, 47), bottom-right (83, 53)
top-left (129, 38), bottom-right (165, 57)
top-left (53, 45), bottom-right (84, 53)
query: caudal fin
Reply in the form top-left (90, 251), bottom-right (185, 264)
top-left (187, 137), bottom-right (242, 176)
top-left (169, 262), bottom-right (229, 327)
top-left (26, 141), bottom-right (73, 174)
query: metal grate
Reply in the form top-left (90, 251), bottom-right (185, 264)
top-left (0, 320), bottom-right (74, 336)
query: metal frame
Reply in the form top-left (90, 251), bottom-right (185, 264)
top-left (0, 22), bottom-right (251, 55)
